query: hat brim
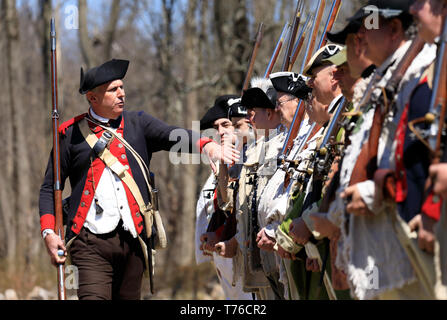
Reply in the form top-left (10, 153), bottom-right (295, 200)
top-left (347, 5), bottom-right (406, 23)
top-left (326, 20), bottom-right (361, 45)
top-left (79, 59), bottom-right (129, 94)
top-left (322, 47), bottom-right (347, 67)
top-left (241, 88), bottom-right (276, 110)
top-left (200, 105), bottom-right (228, 130)
top-left (303, 45), bottom-right (342, 77)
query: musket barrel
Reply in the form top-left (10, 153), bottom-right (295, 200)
top-left (319, 97), bottom-right (346, 149)
top-left (281, 0), bottom-right (302, 71)
top-left (318, 0), bottom-right (342, 49)
top-left (242, 22), bottom-right (264, 93)
top-left (289, 14), bottom-right (312, 71)
top-left (50, 17), bottom-right (66, 301)
top-left (264, 22), bottom-right (289, 78)
top-left (300, 0), bottom-right (324, 72)
top-left (280, 0), bottom-right (324, 158)
top-left (428, 16), bottom-right (447, 152)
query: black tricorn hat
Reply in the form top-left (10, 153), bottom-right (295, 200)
top-left (79, 59), bottom-right (129, 94)
top-left (269, 72), bottom-right (312, 101)
top-left (228, 97), bottom-right (247, 119)
top-left (200, 95), bottom-right (243, 130)
top-left (241, 87), bottom-right (277, 110)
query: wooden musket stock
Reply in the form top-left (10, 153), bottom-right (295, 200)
top-left (349, 37), bottom-right (426, 188)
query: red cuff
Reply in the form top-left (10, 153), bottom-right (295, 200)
top-left (196, 137), bottom-right (215, 154)
top-left (421, 192), bottom-right (442, 222)
top-left (40, 214), bottom-right (55, 233)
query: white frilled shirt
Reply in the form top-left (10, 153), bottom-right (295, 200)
top-left (83, 108), bottom-right (138, 238)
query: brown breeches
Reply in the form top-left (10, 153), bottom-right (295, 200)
top-left (69, 222), bottom-right (145, 300)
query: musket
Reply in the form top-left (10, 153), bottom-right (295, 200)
top-left (280, 0), bottom-right (325, 162)
top-left (292, 98), bottom-right (348, 214)
top-left (301, 0), bottom-right (326, 71)
top-left (281, 0), bottom-right (303, 72)
top-left (289, 99), bottom-right (347, 206)
top-left (242, 22), bottom-right (264, 93)
top-left (264, 22), bottom-right (290, 78)
top-left (349, 36), bottom-right (426, 187)
top-left (318, 99), bottom-right (350, 213)
top-left (217, 24), bottom-right (264, 212)
top-left (148, 172), bottom-right (158, 295)
top-left (288, 14), bottom-right (312, 71)
top-left (318, 0), bottom-right (343, 48)
top-left (50, 18), bottom-right (66, 301)
top-left (409, 16), bottom-right (447, 162)
top-left (248, 167), bottom-right (263, 272)
top-left (313, 98), bottom-right (347, 180)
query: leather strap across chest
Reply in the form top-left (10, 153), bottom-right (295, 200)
top-left (78, 118), bottom-right (167, 248)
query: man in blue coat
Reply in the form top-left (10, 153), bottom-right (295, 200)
top-left (39, 59), bottom-right (239, 300)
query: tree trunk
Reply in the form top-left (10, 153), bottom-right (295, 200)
top-left (78, 0), bottom-right (95, 68)
top-left (103, 0), bottom-right (121, 61)
top-left (213, 0), bottom-right (249, 93)
top-left (176, 0), bottom-right (199, 268)
top-left (1, 0), bottom-right (32, 274)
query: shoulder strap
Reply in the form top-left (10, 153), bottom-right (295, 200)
top-left (78, 119), bottom-right (167, 248)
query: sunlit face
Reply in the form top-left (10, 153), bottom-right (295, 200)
top-left (275, 92), bottom-right (298, 129)
top-left (307, 65), bottom-right (337, 105)
top-left (87, 79), bottom-right (125, 119)
top-left (232, 117), bottom-right (251, 135)
top-left (246, 108), bottom-right (256, 130)
top-left (361, 17), bottom-right (402, 66)
top-left (213, 118), bottom-right (234, 141)
top-left (251, 108), bottom-right (270, 129)
top-left (346, 32), bottom-right (368, 78)
top-left (232, 117), bottom-right (252, 146)
top-left (333, 63), bottom-right (357, 100)
top-left (410, 0), bottom-right (446, 43)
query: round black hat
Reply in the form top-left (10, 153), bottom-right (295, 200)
top-left (241, 87), bottom-right (277, 110)
top-left (228, 97), bottom-right (247, 119)
top-left (326, 19), bottom-right (362, 45)
top-left (200, 95), bottom-right (244, 130)
top-left (79, 59), bottom-right (129, 94)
